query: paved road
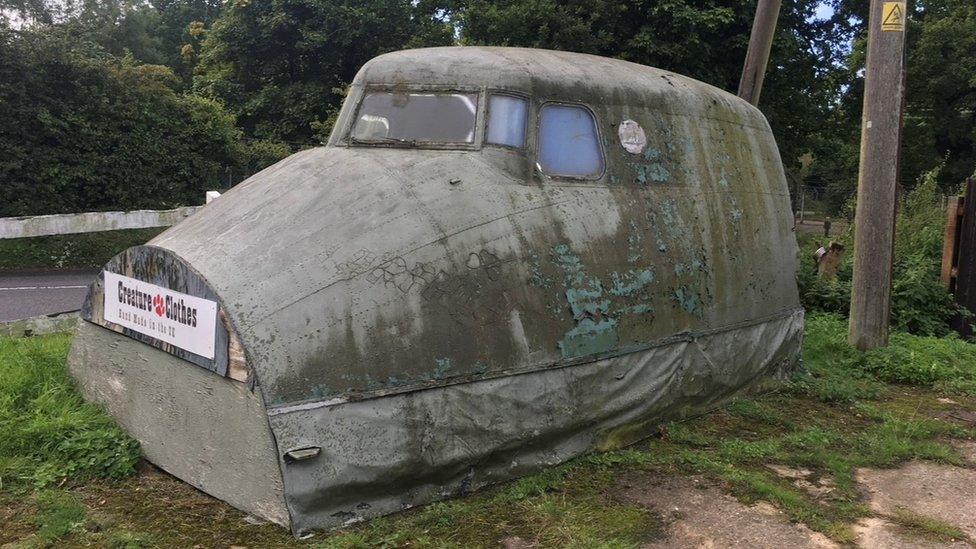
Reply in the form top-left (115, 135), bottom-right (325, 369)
top-left (0, 269), bottom-right (98, 322)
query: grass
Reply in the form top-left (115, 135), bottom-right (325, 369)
top-left (0, 228), bottom-right (164, 271)
top-left (804, 312), bottom-right (976, 395)
top-left (889, 507), bottom-right (969, 543)
top-left (33, 489), bottom-right (88, 542)
top-left (0, 334), bottom-right (140, 490)
top-left (2, 313), bottom-right (976, 546)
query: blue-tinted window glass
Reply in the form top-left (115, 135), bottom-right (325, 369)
top-left (537, 104), bottom-right (604, 178)
top-left (486, 94), bottom-right (528, 148)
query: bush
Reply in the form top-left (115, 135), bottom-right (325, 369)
top-left (0, 228), bottom-right (165, 270)
top-left (0, 27), bottom-right (290, 217)
top-left (798, 166), bottom-right (969, 336)
top-left (0, 334), bottom-right (140, 488)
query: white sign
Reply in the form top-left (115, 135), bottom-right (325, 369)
top-left (103, 271), bottom-right (218, 359)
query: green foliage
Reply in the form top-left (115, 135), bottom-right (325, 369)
top-left (33, 490), bottom-right (88, 542)
top-left (106, 530), bottom-right (156, 548)
top-left (193, 0), bottom-right (453, 145)
top-left (0, 228), bottom-right (164, 271)
top-left (452, 0), bottom-right (848, 185)
top-left (798, 167), bottom-right (968, 336)
top-left (889, 508), bottom-right (968, 543)
top-left (0, 334), bottom-right (140, 489)
top-left (0, 26), bottom-right (289, 217)
top-left (320, 459), bottom-right (661, 548)
top-left (727, 398), bottom-right (788, 426)
top-left (903, 0), bottom-right (976, 191)
top-left (857, 331), bottom-right (976, 390)
top-left (801, 312), bottom-right (976, 394)
top-left (783, 0), bottom-right (976, 214)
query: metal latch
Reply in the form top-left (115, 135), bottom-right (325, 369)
top-left (284, 446), bottom-right (321, 462)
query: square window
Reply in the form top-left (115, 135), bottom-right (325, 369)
top-left (486, 94), bottom-right (529, 148)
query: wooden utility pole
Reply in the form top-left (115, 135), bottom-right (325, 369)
top-left (738, 0), bottom-right (782, 106)
top-left (849, 0), bottom-right (909, 350)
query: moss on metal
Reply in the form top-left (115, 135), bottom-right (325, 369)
top-left (69, 46), bottom-right (801, 535)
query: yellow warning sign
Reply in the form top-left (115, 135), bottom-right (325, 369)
top-left (882, 2), bottom-right (906, 32)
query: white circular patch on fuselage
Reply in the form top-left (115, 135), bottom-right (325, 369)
top-left (618, 120), bottom-right (647, 154)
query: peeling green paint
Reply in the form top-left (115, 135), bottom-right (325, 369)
top-left (434, 357), bottom-right (453, 378)
top-left (626, 220), bottom-right (644, 263)
top-left (672, 287), bottom-right (703, 316)
top-left (542, 244), bottom-right (659, 359)
top-left (718, 172), bottom-right (729, 188)
top-left (633, 163), bottom-right (669, 185)
top-left (558, 317), bottom-right (619, 359)
top-left (566, 286), bottom-right (610, 318)
top-left (528, 253), bottom-right (554, 289)
top-left (552, 244), bottom-right (585, 285)
top-left (647, 164), bottom-right (669, 182)
top-left (609, 269), bottom-right (654, 297)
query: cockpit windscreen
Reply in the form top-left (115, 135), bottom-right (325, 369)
top-left (351, 92), bottom-right (478, 145)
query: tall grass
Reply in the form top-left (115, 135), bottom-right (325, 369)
top-left (0, 334), bottom-right (139, 489)
top-left (802, 313), bottom-right (976, 395)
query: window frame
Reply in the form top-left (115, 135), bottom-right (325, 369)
top-left (484, 90), bottom-right (531, 151)
top-left (535, 101), bottom-right (607, 181)
top-left (346, 84), bottom-right (484, 151)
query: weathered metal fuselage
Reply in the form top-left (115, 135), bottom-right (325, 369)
top-left (69, 47), bottom-right (802, 534)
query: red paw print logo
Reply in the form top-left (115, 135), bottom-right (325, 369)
top-left (153, 295), bottom-right (165, 317)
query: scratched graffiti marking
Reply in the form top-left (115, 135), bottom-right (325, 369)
top-left (465, 249), bottom-right (502, 280)
top-left (367, 256), bottom-right (438, 293)
top-left (335, 248), bottom-right (386, 280)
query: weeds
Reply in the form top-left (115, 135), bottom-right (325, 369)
top-left (3, 314), bottom-right (976, 546)
top-left (33, 490), bottom-right (88, 542)
top-left (0, 334), bottom-right (140, 489)
top-left (801, 313), bottom-right (976, 394)
top-left (797, 167), bottom-right (969, 336)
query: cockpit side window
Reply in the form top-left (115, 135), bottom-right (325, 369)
top-left (486, 94), bottom-right (528, 149)
top-left (537, 104), bottom-right (605, 179)
top-left (350, 91), bottom-right (478, 145)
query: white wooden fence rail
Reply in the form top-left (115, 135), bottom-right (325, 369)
top-left (0, 192), bottom-right (220, 240)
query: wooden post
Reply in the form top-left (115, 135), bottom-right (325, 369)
top-left (951, 178), bottom-right (976, 337)
top-left (940, 195), bottom-right (962, 290)
top-left (738, 0), bottom-right (782, 106)
top-left (848, 0), bottom-right (908, 350)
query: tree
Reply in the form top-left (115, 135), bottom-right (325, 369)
top-left (451, 0), bottom-right (852, 195)
top-left (0, 26), bottom-right (260, 216)
top-left (193, 0), bottom-right (454, 146)
top-left (903, 0), bottom-right (976, 190)
top-left (830, 0), bottom-right (976, 195)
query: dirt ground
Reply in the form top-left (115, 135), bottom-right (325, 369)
top-left (614, 456), bottom-right (976, 548)
top-left (5, 427), bottom-right (976, 548)
top-left (616, 473), bottom-right (838, 548)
